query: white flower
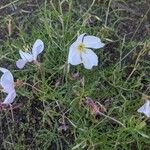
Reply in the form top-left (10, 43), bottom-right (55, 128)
top-left (137, 100), bottom-right (150, 117)
top-left (16, 39), bottom-right (44, 69)
top-left (0, 67), bottom-right (16, 104)
top-left (68, 33), bottom-right (105, 69)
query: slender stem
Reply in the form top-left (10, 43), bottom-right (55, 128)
top-left (105, 0), bottom-right (112, 26)
top-left (98, 111), bottom-right (126, 128)
top-left (9, 104), bottom-right (14, 122)
top-left (23, 82), bottom-right (44, 93)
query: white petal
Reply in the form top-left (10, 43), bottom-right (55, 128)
top-left (0, 68), bottom-right (14, 83)
top-left (76, 33), bottom-right (86, 43)
top-left (0, 67), bottom-right (10, 73)
top-left (137, 100), bottom-right (150, 117)
top-left (0, 68), bottom-right (14, 93)
top-left (81, 49), bottom-right (98, 69)
top-left (68, 42), bottom-right (82, 65)
top-left (16, 59), bottom-right (27, 69)
top-left (0, 71), bottom-right (15, 93)
top-left (32, 39), bottom-right (44, 60)
top-left (19, 50), bottom-right (33, 62)
top-left (2, 90), bottom-right (16, 104)
top-left (83, 35), bottom-right (105, 49)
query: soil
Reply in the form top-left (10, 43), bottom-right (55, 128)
top-left (0, 0), bottom-right (42, 40)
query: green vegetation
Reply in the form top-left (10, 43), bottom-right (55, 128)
top-left (0, 0), bottom-right (150, 149)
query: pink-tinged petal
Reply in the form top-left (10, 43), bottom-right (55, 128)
top-left (16, 59), bottom-right (27, 69)
top-left (83, 35), bottom-right (105, 49)
top-left (81, 49), bottom-right (98, 69)
top-left (137, 100), bottom-right (150, 117)
top-left (0, 71), bottom-right (15, 93)
top-left (32, 39), bottom-right (44, 60)
top-left (2, 90), bottom-right (16, 104)
top-left (68, 42), bottom-right (82, 65)
top-left (19, 50), bottom-right (33, 62)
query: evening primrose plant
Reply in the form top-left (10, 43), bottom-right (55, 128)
top-left (68, 33), bottom-right (105, 69)
top-left (16, 39), bottom-right (44, 69)
top-left (0, 67), bottom-right (16, 121)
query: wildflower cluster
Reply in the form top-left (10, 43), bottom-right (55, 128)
top-left (0, 34), bottom-right (149, 122)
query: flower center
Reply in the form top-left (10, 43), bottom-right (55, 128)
top-left (23, 45), bottom-right (30, 52)
top-left (77, 43), bottom-right (86, 52)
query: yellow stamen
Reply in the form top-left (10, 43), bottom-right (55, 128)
top-left (77, 43), bottom-right (86, 52)
top-left (23, 45), bottom-right (30, 52)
